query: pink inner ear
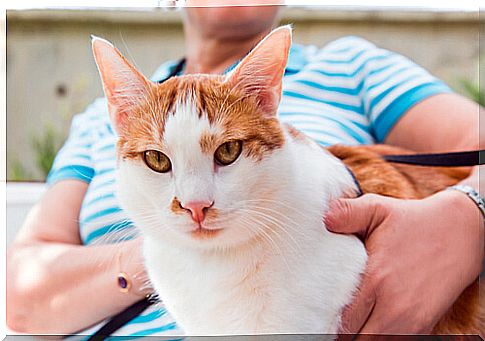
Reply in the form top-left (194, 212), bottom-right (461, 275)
top-left (92, 37), bottom-right (151, 133)
top-left (225, 26), bottom-right (292, 116)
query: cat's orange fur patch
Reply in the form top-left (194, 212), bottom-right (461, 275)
top-left (170, 197), bottom-right (185, 215)
top-left (327, 144), bottom-right (483, 335)
top-left (199, 132), bottom-right (219, 154)
top-left (117, 79), bottom-right (178, 160)
top-left (193, 77), bottom-right (285, 160)
top-left (117, 76), bottom-right (285, 162)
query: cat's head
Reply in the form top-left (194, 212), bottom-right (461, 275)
top-left (92, 26), bottom-right (294, 250)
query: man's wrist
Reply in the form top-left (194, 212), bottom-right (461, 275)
top-left (447, 185), bottom-right (485, 218)
top-left (119, 238), bottom-right (154, 299)
top-left (439, 189), bottom-right (485, 265)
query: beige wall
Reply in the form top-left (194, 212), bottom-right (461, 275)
top-left (6, 8), bottom-right (480, 180)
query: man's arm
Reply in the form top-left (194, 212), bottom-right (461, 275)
top-left (7, 180), bottom-right (147, 334)
top-left (325, 93), bottom-right (484, 334)
top-left (386, 92), bottom-right (482, 194)
top-left (385, 93), bottom-right (481, 153)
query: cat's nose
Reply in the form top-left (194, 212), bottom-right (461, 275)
top-left (181, 200), bottom-right (214, 224)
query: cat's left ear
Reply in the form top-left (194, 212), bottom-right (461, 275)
top-left (91, 36), bottom-right (153, 133)
top-left (224, 25), bottom-right (292, 117)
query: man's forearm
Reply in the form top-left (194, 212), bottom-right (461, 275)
top-left (7, 238), bottom-right (145, 334)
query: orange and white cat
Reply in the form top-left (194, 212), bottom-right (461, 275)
top-left (92, 26), bottom-right (481, 336)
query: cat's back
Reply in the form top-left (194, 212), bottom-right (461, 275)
top-left (326, 144), bottom-right (469, 199)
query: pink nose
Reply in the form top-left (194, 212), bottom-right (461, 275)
top-left (181, 201), bottom-right (214, 224)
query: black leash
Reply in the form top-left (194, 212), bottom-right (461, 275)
top-left (383, 150), bottom-right (484, 167)
top-left (87, 297), bottom-right (155, 341)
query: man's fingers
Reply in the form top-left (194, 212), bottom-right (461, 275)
top-left (325, 194), bottom-right (389, 238)
top-left (339, 273), bottom-right (377, 334)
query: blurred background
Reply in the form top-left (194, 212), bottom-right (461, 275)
top-left (5, 4), bottom-right (483, 244)
top-left (6, 5), bottom-right (483, 181)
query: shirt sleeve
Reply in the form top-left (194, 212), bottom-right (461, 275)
top-left (46, 103), bottom-right (98, 185)
top-left (347, 37), bottom-right (452, 142)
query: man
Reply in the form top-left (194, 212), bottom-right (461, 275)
top-left (7, 1), bottom-right (483, 336)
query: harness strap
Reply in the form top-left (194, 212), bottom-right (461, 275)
top-left (344, 165), bottom-right (364, 197)
top-left (383, 150), bottom-right (484, 167)
top-left (87, 297), bottom-right (155, 340)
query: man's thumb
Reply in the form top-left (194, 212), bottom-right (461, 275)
top-left (324, 194), bottom-right (389, 237)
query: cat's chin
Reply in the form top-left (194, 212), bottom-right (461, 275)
top-left (156, 223), bottom-right (259, 252)
top-left (188, 226), bottom-right (224, 239)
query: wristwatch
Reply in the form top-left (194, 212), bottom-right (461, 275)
top-left (447, 185), bottom-right (485, 218)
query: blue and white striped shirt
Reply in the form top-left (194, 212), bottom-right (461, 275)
top-left (48, 36), bottom-right (451, 337)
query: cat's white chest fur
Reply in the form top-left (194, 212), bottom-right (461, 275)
top-left (144, 229), bottom-right (366, 335)
top-left (137, 139), bottom-right (367, 336)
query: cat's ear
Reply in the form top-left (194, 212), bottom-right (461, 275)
top-left (224, 25), bottom-right (292, 117)
top-left (91, 36), bottom-right (152, 133)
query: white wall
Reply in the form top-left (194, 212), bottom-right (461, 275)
top-left (6, 7), bottom-right (481, 180)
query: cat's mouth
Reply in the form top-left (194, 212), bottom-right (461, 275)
top-left (189, 226), bottom-right (223, 239)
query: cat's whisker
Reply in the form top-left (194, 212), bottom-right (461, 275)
top-left (231, 210), bottom-right (298, 258)
top-left (237, 215), bottom-right (294, 273)
top-left (238, 198), bottom-right (324, 216)
top-left (239, 209), bottom-right (302, 258)
top-left (237, 203), bottom-right (310, 234)
top-left (118, 32), bottom-right (141, 71)
top-left (240, 204), bottom-right (311, 238)
top-left (234, 215), bottom-right (283, 256)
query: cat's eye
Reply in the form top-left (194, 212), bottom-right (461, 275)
top-left (214, 140), bottom-right (242, 166)
top-left (143, 150), bottom-right (172, 173)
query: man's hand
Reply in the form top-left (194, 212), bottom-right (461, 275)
top-left (324, 191), bottom-right (484, 334)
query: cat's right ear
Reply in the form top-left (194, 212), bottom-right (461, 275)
top-left (91, 36), bottom-right (152, 133)
top-left (224, 26), bottom-right (292, 117)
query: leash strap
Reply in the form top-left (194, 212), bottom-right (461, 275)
top-left (344, 165), bottom-right (364, 197)
top-left (383, 150), bottom-right (484, 167)
top-left (87, 297), bottom-right (155, 340)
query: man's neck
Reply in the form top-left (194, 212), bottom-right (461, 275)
top-left (183, 28), bottom-right (272, 75)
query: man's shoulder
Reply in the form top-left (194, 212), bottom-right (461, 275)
top-left (322, 35), bottom-right (376, 51)
top-left (300, 36), bottom-right (379, 65)
top-left (70, 97), bottom-right (112, 136)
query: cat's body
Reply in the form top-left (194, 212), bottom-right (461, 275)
top-left (91, 26), bottom-right (482, 337)
top-left (139, 127), bottom-right (367, 335)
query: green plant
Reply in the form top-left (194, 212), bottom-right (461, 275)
top-left (459, 79), bottom-right (484, 106)
top-left (9, 158), bottom-right (32, 181)
top-left (8, 123), bottom-right (63, 181)
top-left (31, 124), bottom-right (63, 179)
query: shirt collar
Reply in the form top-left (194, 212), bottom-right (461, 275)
top-left (285, 43), bottom-right (307, 73)
top-left (226, 43), bottom-right (307, 75)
